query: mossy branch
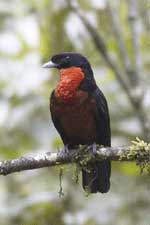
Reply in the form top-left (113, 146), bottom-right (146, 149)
top-left (0, 138), bottom-right (150, 176)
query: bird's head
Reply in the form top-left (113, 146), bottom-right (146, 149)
top-left (43, 52), bottom-right (97, 103)
top-left (43, 52), bottom-right (91, 70)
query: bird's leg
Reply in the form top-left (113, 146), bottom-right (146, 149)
top-left (58, 144), bottom-right (69, 158)
top-left (92, 142), bottom-right (97, 154)
top-left (87, 142), bottom-right (97, 157)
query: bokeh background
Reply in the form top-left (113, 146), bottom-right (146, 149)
top-left (0, 0), bottom-right (150, 224)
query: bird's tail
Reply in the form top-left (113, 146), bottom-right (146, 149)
top-left (82, 160), bottom-right (111, 193)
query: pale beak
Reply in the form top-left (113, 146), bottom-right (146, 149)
top-left (42, 60), bottom-right (58, 69)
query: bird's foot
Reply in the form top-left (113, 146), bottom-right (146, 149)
top-left (87, 143), bottom-right (97, 156)
top-left (58, 145), bottom-right (69, 158)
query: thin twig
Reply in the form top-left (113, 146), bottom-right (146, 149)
top-left (106, 1), bottom-right (131, 75)
top-left (127, 0), bottom-right (142, 85)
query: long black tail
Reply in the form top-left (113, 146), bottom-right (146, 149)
top-left (82, 160), bottom-right (111, 193)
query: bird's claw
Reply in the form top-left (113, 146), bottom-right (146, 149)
top-left (88, 143), bottom-right (97, 155)
top-left (58, 145), bottom-right (69, 157)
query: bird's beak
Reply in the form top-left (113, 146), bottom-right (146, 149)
top-left (42, 60), bottom-right (58, 69)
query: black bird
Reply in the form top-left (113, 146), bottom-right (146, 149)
top-left (43, 52), bottom-right (111, 193)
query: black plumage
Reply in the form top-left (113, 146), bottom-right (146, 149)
top-left (44, 52), bottom-right (111, 193)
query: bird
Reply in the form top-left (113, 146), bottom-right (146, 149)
top-left (43, 52), bottom-right (111, 193)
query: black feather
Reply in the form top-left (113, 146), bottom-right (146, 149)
top-left (82, 87), bottom-right (111, 193)
top-left (49, 52), bottom-right (111, 193)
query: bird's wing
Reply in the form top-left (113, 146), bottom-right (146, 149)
top-left (50, 91), bottom-right (68, 145)
top-left (82, 87), bottom-right (111, 193)
top-left (91, 87), bottom-right (111, 146)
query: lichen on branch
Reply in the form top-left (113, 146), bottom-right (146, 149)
top-left (0, 138), bottom-right (150, 176)
top-left (127, 137), bottom-right (150, 173)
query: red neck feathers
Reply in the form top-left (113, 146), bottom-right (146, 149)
top-left (54, 67), bottom-right (84, 104)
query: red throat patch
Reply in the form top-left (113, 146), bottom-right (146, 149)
top-left (54, 67), bottom-right (84, 104)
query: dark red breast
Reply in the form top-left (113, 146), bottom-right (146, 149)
top-left (50, 90), bottom-right (98, 145)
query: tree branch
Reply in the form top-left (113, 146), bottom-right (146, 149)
top-left (127, 0), bottom-right (150, 139)
top-left (0, 142), bottom-right (150, 176)
top-left (127, 0), bottom-right (143, 86)
top-left (106, 1), bottom-right (131, 75)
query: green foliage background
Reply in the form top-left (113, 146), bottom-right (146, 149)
top-left (0, 0), bottom-right (150, 224)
